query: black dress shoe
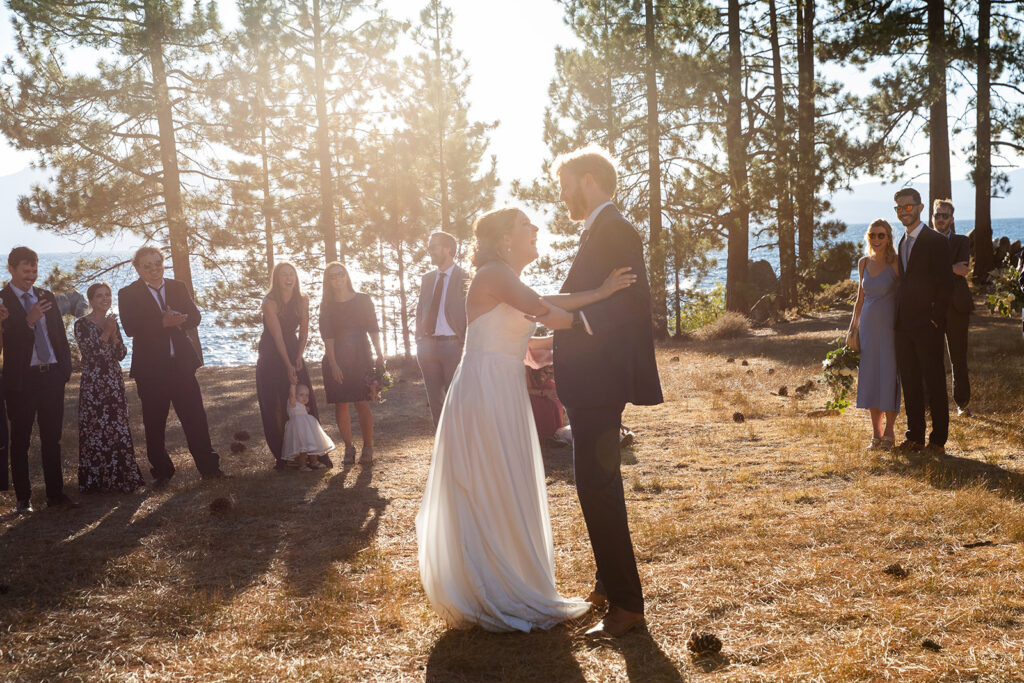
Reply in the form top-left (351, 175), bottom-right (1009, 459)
top-left (47, 494), bottom-right (80, 508)
top-left (16, 499), bottom-right (33, 514)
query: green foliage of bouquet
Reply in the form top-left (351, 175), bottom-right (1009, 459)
top-left (985, 265), bottom-right (1024, 319)
top-left (821, 340), bottom-right (859, 412)
top-left (365, 364), bottom-right (394, 403)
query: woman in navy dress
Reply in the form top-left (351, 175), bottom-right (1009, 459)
top-left (849, 219), bottom-right (901, 450)
top-left (319, 262), bottom-right (382, 465)
top-left (75, 283), bottom-right (145, 493)
top-left (256, 262), bottom-right (325, 470)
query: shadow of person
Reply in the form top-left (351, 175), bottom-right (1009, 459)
top-left (597, 627), bottom-right (686, 682)
top-left (899, 448), bottom-right (1024, 500)
top-left (280, 462), bottom-right (389, 595)
top-left (425, 626), bottom-right (587, 682)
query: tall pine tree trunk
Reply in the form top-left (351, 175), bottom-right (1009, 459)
top-left (396, 240), bottom-right (411, 359)
top-left (673, 242), bottom-right (682, 336)
top-left (796, 0), bottom-right (815, 274)
top-left (261, 120), bottom-right (275, 275)
top-left (146, 11), bottom-right (193, 293)
top-left (644, 0), bottom-right (667, 337)
top-left (725, 0), bottom-right (750, 313)
top-left (769, 0), bottom-right (796, 307)
top-left (312, 0), bottom-right (337, 263)
top-left (433, 4), bottom-right (450, 232)
top-left (973, 0), bottom-right (994, 282)
top-left (927, 0), bottom-right (952, 212)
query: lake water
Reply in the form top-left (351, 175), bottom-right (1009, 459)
top-left (29, 216), bottom-right (1024, 367)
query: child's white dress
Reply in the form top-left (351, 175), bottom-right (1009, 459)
top-left (282, 403), bottom-right (335, 460)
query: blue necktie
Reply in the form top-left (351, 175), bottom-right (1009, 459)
top-left (24, 292), bottom-right (53, 364)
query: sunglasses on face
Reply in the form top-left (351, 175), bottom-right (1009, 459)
top-left (868, 232), bottom-right (888, 240)
top-left (934, 212), bottom-right (952, 219)
top-left (894, 203), bottom-right (918, 213)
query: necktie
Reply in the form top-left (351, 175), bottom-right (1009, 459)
top-left (903, 235), bottom-right (914, 270)
top-left (425, 272), bottom-right (446, 336)
top-left (24, 292), bottom-right (53, 364)
top-left (149, 283), bottom-right (167, 311)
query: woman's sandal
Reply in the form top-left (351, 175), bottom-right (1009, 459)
top-left (359, 444), bottom-right (374, 465)
top-left (343, 444), bottom-right (356, 465)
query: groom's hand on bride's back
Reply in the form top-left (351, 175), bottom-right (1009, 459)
top-left (526, 300), bottom-right (573, 330)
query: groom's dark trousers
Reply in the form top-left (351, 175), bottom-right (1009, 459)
top-left (554, 203), bottom-right (663, 616)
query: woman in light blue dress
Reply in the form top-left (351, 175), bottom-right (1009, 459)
top-left (849, 219), bottom-right (901, 450)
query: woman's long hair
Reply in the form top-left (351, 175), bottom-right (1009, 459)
top-left (471, 207), bottom-right (522, 269)
top-left (266, 261), bottom-right (302, 313)
top-left (321, 261), bottom-right (356, 306)
top-left (865, 219), bottom-right (897, 264)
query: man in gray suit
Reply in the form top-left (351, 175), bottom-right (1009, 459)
top-left (416, 231), bottom-right (469, 426)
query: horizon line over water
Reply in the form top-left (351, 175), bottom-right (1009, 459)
top-left (30, 216), bottom-right (1024, 367)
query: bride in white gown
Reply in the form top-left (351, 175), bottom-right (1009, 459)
top-left (416, 207), bottom-right (636, 632)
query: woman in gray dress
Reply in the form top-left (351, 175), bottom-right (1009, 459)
top-left (849, 219), bottom-right (901, 450)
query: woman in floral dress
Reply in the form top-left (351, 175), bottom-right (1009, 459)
top-left (74, 282), bottom-right (145, 493)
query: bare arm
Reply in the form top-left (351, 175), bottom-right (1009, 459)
top-left (542, 267), bottom-right (637, 311)
top-left (263, 298), bottom-right (297, 383)
top-left (295, 296), bottom-right (309, 371)
top-left (325, 338), bottom-right (343, 385)
top-left (850, 258), bottom-right (867, 330)
top-left (467, 263), bottom-right (551, 320)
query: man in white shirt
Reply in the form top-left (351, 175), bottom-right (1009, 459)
top-left (415, 232), bottom-right (469, 427)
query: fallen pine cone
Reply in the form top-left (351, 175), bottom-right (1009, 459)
top-left (233, 430), bottom-right (251, 441)
top-left (686, 631), bottom-right (722, 656)
top-left (882, 562), bottom-right (909, 579)
top-left (741, 360), bottom-right (749, 366)
top-left (733, 412), bottom-right (745, 423)
top-left (670, 356), bottom-right (680, 362)
top-left (768, 368), bottom-right (775, 375)
top-left (209, 497), bottom-right (233, 514)
top-left (921, 639), bottom-right (942, 652)
top-left (230, 441), bottom-right (247, 453)
top-left (726, 357), bottom-right (735, 363)
top-left (746, 369), bottom-right (753, 375)
top-left (962, 540), bottom-right (994, 549)
top-left (778, 386), bottom-right (788, 397)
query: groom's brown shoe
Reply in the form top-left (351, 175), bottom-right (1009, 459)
top-left (585, 591), bottom-right (609, 610)
top-left (585, 606), bottom-right (645, 638)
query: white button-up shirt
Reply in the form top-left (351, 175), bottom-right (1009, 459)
top-left (431, 263), bottom-right (457, 337)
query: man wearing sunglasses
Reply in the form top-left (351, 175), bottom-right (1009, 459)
top-left (893, 188), bottom-right (953, 455)
top-left (930, 199), bottom-right (973, 418)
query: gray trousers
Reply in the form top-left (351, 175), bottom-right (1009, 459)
top-left (416, 336), bottom-right (463, 427)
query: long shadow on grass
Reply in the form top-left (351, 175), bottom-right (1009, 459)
top-left (425, 627), bottom-right (587, 682)
top-left (598, 628), bottom-right (686, 682)
top-left (280, 462), bottom-right (389, 595)
top-left (897, 449), bottom-right (1024, 500)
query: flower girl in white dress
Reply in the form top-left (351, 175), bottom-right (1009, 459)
top-left (283, 383), bottom-right (334, 470)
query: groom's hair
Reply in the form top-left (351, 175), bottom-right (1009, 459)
top-left (893, 188), bottom-right (921, 205)
top-left (552, 145), bottom-right (618, 195)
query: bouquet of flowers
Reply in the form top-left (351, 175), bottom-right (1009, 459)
top-left (821, 339), bottom-right (859, 412)
top-left (364, 364), bottom-right (393, 403)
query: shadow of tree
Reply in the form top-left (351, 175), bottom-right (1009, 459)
top-left (425, 627), bottom-right (587, 682)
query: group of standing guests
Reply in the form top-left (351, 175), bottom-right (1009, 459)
top-left (849, 188), bottom-right (973, 454)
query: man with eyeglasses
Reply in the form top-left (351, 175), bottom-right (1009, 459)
top-left (119, 247), bottom-right (227, 489)
top-left (930, 199), bottom-right (973, 417)
top-left (892, 188), bottom-right (953, 456)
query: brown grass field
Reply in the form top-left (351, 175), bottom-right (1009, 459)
top-left (2, 303), bottom-right (1023, 682)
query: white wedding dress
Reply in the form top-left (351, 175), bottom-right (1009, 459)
top-left (415, 303), bottom-right (589, 632)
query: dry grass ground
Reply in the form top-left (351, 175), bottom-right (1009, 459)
top-left (2, 304), bottom-right (1024, 681)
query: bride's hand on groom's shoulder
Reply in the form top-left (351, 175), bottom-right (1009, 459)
top-left (526, 299), bottom-right (573, 330)
top-left (599, 267), bottom-right (637, 298)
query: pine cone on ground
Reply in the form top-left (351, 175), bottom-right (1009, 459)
top-left (687, 631), bottom-right (723, 656)
top-left (209, 497), bottom-right (233, 514)
top-left (230, 441), bottom-right (246, 453)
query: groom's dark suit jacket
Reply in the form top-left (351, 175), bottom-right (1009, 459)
top-left (553, 204), bottom-right (663, 409)
top-left (896, 225), bottom-right (953, 332)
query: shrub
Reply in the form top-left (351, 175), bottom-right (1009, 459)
top-left (810, 278), bottom-right (859, 311)
top-left (670, 284), bottom-right (725, 335)
top-left (694, 311), bottom-right (750, 341)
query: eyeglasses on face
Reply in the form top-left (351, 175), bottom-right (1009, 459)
top-left (933, 212), bottom-right (952, 219)
top-left (140, 261), bottom-right (164, 271)
top-left (868, 232), bottom-right (888, 240)
top-left (894, 203), bottom-right (918, 213)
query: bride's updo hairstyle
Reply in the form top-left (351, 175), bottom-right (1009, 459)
top-left (471, 207), bottom-right (522, 268)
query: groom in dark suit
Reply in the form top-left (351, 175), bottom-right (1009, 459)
top-left (119, 247), bottom-right (225, 488)
top-left (893, 188), bottom-right (952, 455)
top-left (533, 146), bottom-right (663, 637)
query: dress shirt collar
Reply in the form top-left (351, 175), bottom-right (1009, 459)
top-left (9, 282), bottom-right (33, 301)
top-left (437, 263), bottom-right (455, 279)
top-left (147, 278), bottom-right (166, 291)
top-left (583, 201), bottom-right (615, 232)
top-left (904, 222), bottom-right (925, 241)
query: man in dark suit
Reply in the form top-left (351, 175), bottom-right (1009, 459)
top-left (532, 146), bottom-right (663, 638)
top-left (893, 188), bottom-right (953, 455)
top-left (931, 199), bottom-right (973, 417)
top-left (119, 247), bottom-right (225, 488)
top-left (415, 231), bottom-right (470, 427)
top-left (1, 246), bottom-right (77, 512)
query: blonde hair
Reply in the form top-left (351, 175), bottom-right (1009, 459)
top-left (471, 207), bottom-right (522, 268)
top-left (551, 144), bottom-right (618, 195)
top-left (865, 219), bottom-right (897, 264)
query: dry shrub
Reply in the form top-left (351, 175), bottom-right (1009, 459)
top-left (810, 278), bottom-right (859, 310)
top-left (693, 311), bottom-right (750, 341)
